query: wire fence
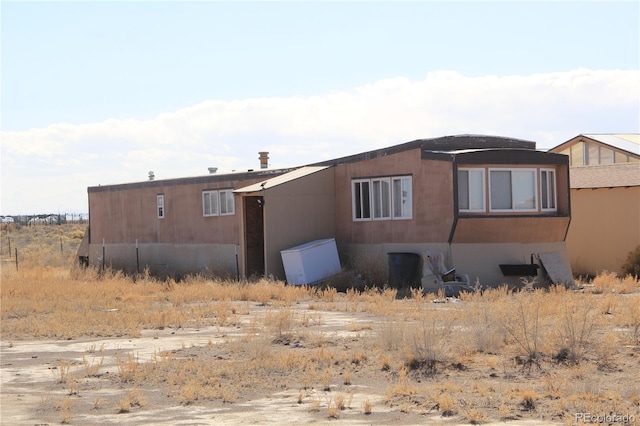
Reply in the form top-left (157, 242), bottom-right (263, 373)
top-left (0, 213), bottom-right (88, 227)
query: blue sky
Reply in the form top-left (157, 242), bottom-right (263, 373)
top-left (1, 1), bottom-right (639, 213)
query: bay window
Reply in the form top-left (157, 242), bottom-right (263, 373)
top-left (489, 169), bottom-right (537, 211)
top-left (540, 169), bottom-right (557, 211)
top-left (458, 168), bottom-right (485, 211)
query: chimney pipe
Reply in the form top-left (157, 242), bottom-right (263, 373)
top-left (259, 151), bottom-right (269, 169)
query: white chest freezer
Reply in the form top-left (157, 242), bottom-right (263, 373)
top-left (280, 238), bottom-right (341, 285)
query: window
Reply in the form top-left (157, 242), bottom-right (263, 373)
top-left (353, 180), bottom-right (371, 220)
top-left (371, 178), bottom-right (391, 219)
top-left (392, 176), bottom-right (412, 219)
top-left (600, 147), bottom-right (614, 164)
top-left (352, 176), bottom-right (412, 221)
top-left (203, 190), bottom-right (235, 217)
top-left (586, 143), bottom-right (599, 165)
top-left (540, 169), bottom-right (557, 211)
top-left (203, 191), bottom-right (219, 216)
top-left (489, 169), bottom-right (537, 211)
top-left (157, 194), bottom-right (165, 219)
top-left (219, 190), bottom-right (235, 215)
top-left (570, 142), bottom-right (584, 166)
top-left (458, 168), bottom-right (485, 211)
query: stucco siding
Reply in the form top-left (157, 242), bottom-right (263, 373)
top-left (334, 149), bottom-right (454, 244)
top-left (89, 176), bottom-right (267, 246)
top-left (452, 216), bottom-right (570, 243)
top-left (566, 186), bottom-right (640, 276)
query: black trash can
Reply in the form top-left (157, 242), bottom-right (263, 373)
top-left (387, 252), bottom-right (421, 288)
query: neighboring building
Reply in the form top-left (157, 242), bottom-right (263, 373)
top-left (551, 134), bottom-right (639, 166)
top-left (550, 134), bottom-right (640, 277)
top-left (86, 135), bottom-right (572, 287)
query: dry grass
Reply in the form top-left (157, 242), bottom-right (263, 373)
top-left (2, 224), bottom-right (640, 424)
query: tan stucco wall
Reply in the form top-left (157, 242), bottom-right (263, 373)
top-left (566, 186), bottom-right (640, 276)
top-left (334, 150), bottom-right (454, 244)
top-left (453, 216), bottom-right (570, 243)
top-left (89, 176), bottom-right (266, 246)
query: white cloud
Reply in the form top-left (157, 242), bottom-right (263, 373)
top-left (1, 68), bottom-right (638, 213)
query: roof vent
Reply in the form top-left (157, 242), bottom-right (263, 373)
top-left (148, 171), bottom-right (155, 181)
top-left (208, 167), bottom-right (218, 174)
top-left (259, 151), bottom-right (269, 169)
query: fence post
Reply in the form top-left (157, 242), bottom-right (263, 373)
top-left (102, 239), bottom-right (106, 272)
top-left (8, 237), bottom-right (10, 258)
top-left (136, 239), bottom-right (140, 274)
top-left (15, 248), bottom-right (18, 271)
top-left (60, 237), bottom-right (63, 253)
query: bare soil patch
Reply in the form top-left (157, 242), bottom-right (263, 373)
top-left (2, 296), bottom-right (640, 425)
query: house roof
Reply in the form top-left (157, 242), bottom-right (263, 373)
top-left (569, 162), bottom-right (640, 189)
top-left (581, 134), bottom-right (640, 156)
top-left (89, 135), bottom-right (538, 191)
top-left (310, 134), bottom-right (536, 167)
top-left (233, 166), bottom-right (331, 193)
top-left (88, 167), bottom-right (296, 192)
top-left (422, 147), bottom-right (568, 165)
top-left (550, 133), bottom-right (640, 157)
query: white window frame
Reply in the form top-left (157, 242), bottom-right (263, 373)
top-left (457, 168), bottom-right (486, 212)
top-left (203, 190), bottom-right (235, 217)
top-left (219, 190), bottom-right (235, 216)
top-left (371, 177), bottom-right (391, 220)
top-left (157, 194), bottom-right (165, 219)
top-left (540, 169), bottom-right (557, 211)
top-left (203, 190), bottom-right (219, 216)
top-left (352, 179), bottom-right (371, 221)
top-left (392, 176), bottom-right (413, 220)
top-left (352, 175), bottom-right (412, 221)
top-left (489, 168), bottom-right (538, 212)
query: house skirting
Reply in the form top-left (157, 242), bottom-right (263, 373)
top-left (88, 243), bottom-right (240, 279)
top-left (344, 241), bottom-right (571, 288)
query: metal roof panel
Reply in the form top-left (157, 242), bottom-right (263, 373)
top-left (582, 134), bottom-right (640, 156)
top-left (233, 166), bottom-right (331, 193)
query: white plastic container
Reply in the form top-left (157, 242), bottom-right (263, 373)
top-left (280, 238), bottom-right (341, 285)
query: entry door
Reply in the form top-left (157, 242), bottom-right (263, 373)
top-left (243, 196), bottom-right (265, 278)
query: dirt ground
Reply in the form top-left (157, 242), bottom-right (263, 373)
top-left (2, 295), bottom-right (638, 426)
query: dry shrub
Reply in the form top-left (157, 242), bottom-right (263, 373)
top-left (264, 307), bottom-right (297, 343)
top-left (519, 389), bottom-right (539, 411)
top-left (622, 245), bottom-right (640, 277)
top-left (362, 399), bottom-right (372, 414)
top-left (591, 271), bottom-right (638, 294)
top-left (621, 295), bottom-right (640, 345)
top-left (5, 225), bottom-right (640, 423)
top-left (498, 290), bottom-right (547, 371)
top-left (459, 290), bottom-right (505, 354)
top-left (349, 252), bottom-right (388, 288)
top-left (551, 290), bottom-right (599, 364)
top-left (386, 367), bottom-right (418, 399)
top-left (403, 311), bottom-right (450, 375)
top-left (117, 353), bottom-right (140, 382)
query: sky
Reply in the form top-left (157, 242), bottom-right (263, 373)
top-left (1, 1), bottom-right (639, 214)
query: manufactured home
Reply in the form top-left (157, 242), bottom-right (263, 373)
top-left (86, 135), bottom-right (572, 287)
